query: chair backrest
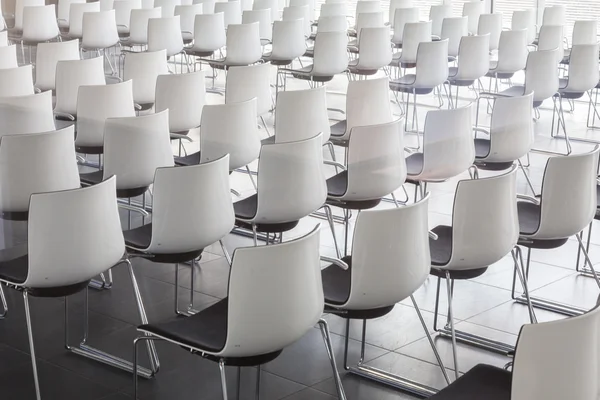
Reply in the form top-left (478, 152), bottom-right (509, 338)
top-left (57, 0), bottom-right (86, 27)
top-left (147, 15), bottom-right (184, 56)
top-left (76, 80), bottom-right (136, 148)
top-left (462, 0), bottom-right (484, 35)
top-left (193, 0), bottom-right (215, 13)
top-left (572, 20), bottom-right (598, 46)
top-left (252, 0), bottom-right (278, 22)
top-left (102, 109), bottom-right (175, 189)
top-left (68, 1), bottom-right (101, 37)
top-left (0, 91), bottom-right (55, 136)
top-left (174, 4), bottom-right (202, 35)
top-left (477, 13), bottom-right (501, 52)
top-left (191, 12), bottom-right (226, 51)
top-left (100, 0), bottom-right (115, 11)
top-left (355, 10), bottom-right (384, 39)
top-left (55, 57), bottom-right (106, 116)
top-left (0, 65), bottom-right (34, 97)
top-left (82, 9), bottom-right (119, 49)
top-left (14, 0), bottom-right (44, 31)
top-left (494, 29), bottom-right (528, 74)
top-left (319, 2), bottom-right (345, 17)
top-left (511, 8), bottom-right (536, 44)
top-left (511, 305), bottom-right (600, 400)
top-left (0, 126), bottom-right (80, 215)
top-left (35, 39), bottom-right (80, 92)
top-left (154, 0), bottom-right (180, 16)
top-left (534, 147), bottom-right (600, 239)
top-left (341, 77), bottom-right (392, 141)
top-left (414, 39), bottom-right (448, 88)
top-left (344, 118), bottom-right (406, 201)
top-left (400, 20), bottom-right (432, 64)
top-left (429, 4), bottom-right (451, 37)
top-left (242, 9), bottom-right (272, 41)
top-left (141, 0), bottom-right (154, 7)
top-left (155, 70), bottom-right (205, 132)
top-left (542, 5), bottom-right (565, 26)
top-left (354, 0), bottom-right (380, 25)
top-left (225, 63), bottom-right (271, 116)
top-left (222, 22), bottom-right (262, 65)
top-left (200, 98), bottom-right (260, 170)
top-left (0, 44), bottom-right (17, 69)
top-left (149, 156), bottom-right (234, 253)
top-left (387, 0), bottom-right (412, 25)
top-left (316, 14), bottom-right (346, 32)
top-left (22, 5), bottom-right (60, 42)
top-left (26, 176), bottom-right (125, 288)
top-left (289, 0), bottom-right (314, 22)
top-left (486, 92), bottom-right (534, 163)
top-left (345, 194), bottom-right (430, 310)
top-left (222, 225), bottom-right (322, 357)
top-left (270, 19), bottom-right (306, 60)
top-left (390, 6), bottom-right (419, 44)
top-left (441, 16), bottom-right (468, 58)
top-left (523, 49), bottom-right (559, 104)
top-left (564, 44), bottom-right (600, 93)
top-left (255, 133), bottom-right (326, 223)
top-left (312, 31), bottom-right (349, 76)
top-left (444, 166), bottom-right (518, 270)
top-left (537, 24), bottom-right (564, 63)
top-left (357, 26), bottom-right (392, 69)
top-left (454, 33), bottom-right (490, 81)
top-left (123, 49), bottom-right (168, 105)
top-left (282, 5), bottom-right (311, 37)
top-left (214, 0), bottom-right (241, 26)
top-left (275, 86), bottom-right (330, 144)
top-left (420, 104), bottom-right (475, 180)
top-left (128, 7), bottom-right (162, 44)
top-left (114, 0), bottom-right (142, 33)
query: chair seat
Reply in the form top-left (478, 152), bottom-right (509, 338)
top-left (347, 59), bottom-right (378, 76)
top-left (76, 145), bottom-right (103, 154)
top-left (558, 78), bottom-right (585, 100)
top-left (474, 139), bottom-right (514, 171)
top-left (327, 171), bottom-right (348, 197)
top-left (123, 223), bottom-right (153, 250)
top-left (234, 194), bottom-right (258, 220)
top-left (430, 226), bottom-right (488, 278)
top-left (174, 151), bottom-right (201, 166)
top-left (185, 49), bottom-right (215, 58)
top-left (497, 85), bottom-right (525, 98)
top-left (80, 170), bottom-right (104, 186)
top-left (389, 76), bottom-right (433, 95)
top-left (288, 65), bottom-right (334, 82)
top-left (486, 61), bottom-right (517, 79)
top-left (447, 67), bottom-right (475, 87)
top-left (262, 52), bottom-right (294, 66)
top-left (234, 194), bottom-right (300, 233)
top-left (261, 136), bottom-right (276, 145)
top-left (303, 47), bottom-right (314, 58)
top-left (474, 138), bottom-right (491, 158)
top-left (406, 152), bottom-right (424, 176)
top-left (517, 201), bottom-right (569, 249)
top-left (330, 120), bottom-right (346, 137)
top-left (326, 171), bottom-right (381, 209)
top-left (428, 364), bottom-right (511, 400)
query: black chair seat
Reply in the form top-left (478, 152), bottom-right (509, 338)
top-left (124, 223), bottom-right (203, 263)
top-left (174, 151), bottom-right (201, 166)
top-left (289, 66), bottom-right (333, 82)
top-left (326, 171), bottom-right (348, 197)
top-left (80, 171), bottom-right (148, 197)
top-left (262, 53), bottom-right (293, 66)
top-left (75, 145), bottom-right (103, 154)
top-left (429, 226), bottom-right (488, 278)
top-left (186, 50), bottom-right (214, 58)
top-left (428, 364), bottom-right (511, 400)
top-left (517, 202), bottom-right (569, 249)
top-left (234, 194), bottom-right (258, 220)
top-left (406, 152), bottom-right (424, 177)
top-left (326, 172), bottom-right (383, 210)
top-left (234, 195), bottom-right (299, 233)
top-left (447, 67), bottom-right (475, 87)
top-left (595, 185), bottom-right (600, 220)
top-left (261, 136), bottom-right (276, 145)
top-left (347, 65), bottom-right (378, 76)
top-left (474, 138), bottom-right (491, 158)
top-left (0, 210), bottom-right (29, 221)
top-left (330, 120), bottom-right (347, 138)
top-left (475, 137), bottom-right (514, 171)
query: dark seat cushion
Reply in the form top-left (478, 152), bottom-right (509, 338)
top-left (124, 223), bottom-right (204, 263)
top-left (322, 256), bottom-right (352, 305)
top-left (234, 194), bottom-right (258, 220)
top-left (327, 171), bottom-right (348, 197)
top-left (428, 364), bottom-right (511, 400)
top-left (233, 194), bottom-right (300, 233)
top-left (174, 151), bottom-right (201, 166)
top-left (123, 223), bottom-right (153, 250)
top-left (517, 201), bottom-right (540, 235)
top-left (474, 138), bottom-right (491, 158)
top-left (330, 120), bottom-right (346, 138)
top-left (79, 170), bottom-right (104, 186)
top-left (406, 153), bottom-right (424, 176)
top-left (325, 171), bottom-right (382, 210)
top-left (430, 225), bottom-right (452, 266)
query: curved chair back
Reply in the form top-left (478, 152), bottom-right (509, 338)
top-left (193, 0), bottom-right (215, 13)
top-left (390, 6), bottom-right (419, 45)
top-left (316, 14), bottom-right (346, 32)
top-left (541, 5), bottom-right (565, 26)
top-left (102, 109), bottom-right (175, 190)
top-left (252, 0), bottom-right (277, 22)
top-left (414, 39), bottom-right (449, 88)
top-left (319, 2), bottom-right (345, 18)
top-left (0, 65), bottom-right (35, 97)
top-left (275, 86), bottom-right (330, 144)
top-left (225, 63), bottom-right (271, 116)
top-left (114, 0), bottom-right (142, 35)
top-left (14, 0), bottom-right (44, 31)
top-left (149, 156), bottom-right (234, 253)
top-left (55, 57), bottom-right (106, 116)
top-left (214, 0), bottom-right (241, 26)
top-left (454, 33), bottom-right (490, 81)
top-left (534, 147), bottom-right (600, 240)
top-left (282, 5), bottom-right (311, 37)
top-left (22, 4), bottom-right (60, 43)
top-left (148, 15), bottom-right (184, 56)
top-left (0, 45), bottom-right (18, 69)
top-left (100, 0), bottom-right (115, 11)
top-left (495, 29), bottom-right (528, 74)
top-left (35, 39), bottom-right (80, 92)
top-left (223, 22), bottom-right (263, 65)
top-left (221, 226), bottom-right (322, 357)
top-left (242, 9), bottom-right (272, 42)
top-left (0, 126), bottom-right (80, 215)
top-left (563, 44), bottom-right (600, 93)
top-left (523, 49), bottom-right (559, 104)
top-left (444, 166), bottom-right (518, 270)
top-left (82, 9), bottom-right (119, 49)
top-left (0, 91), bottom-right (55, 136)
top-left (400, 20), bottom-right (432, 64)
top-left (57, 0), bottom-right (86, 29)
top-left (155, 71), bottom-right (205, 133)
top-left (343, 118), bottom-right (406, 201)
top-left (511, 9), bottom-right (536, 44)
top-left (355, 11), bottom-right (384, 39)
top-left (477, 13), bottom-right (501, 52)
top-left (190, 12), bottom-right (226, 52)
top-left (270, 19), bottom-right (306, 61)
top-left (571, 20), bottom-right (598, 46)
top-left (429, 4), bottom-right (451, 37)
top-left (200, 98), bottom-right (260, 170)
top-left (174, 3), bottom-right (202, 38)
top-left (154, 0), bottom-right (180, 16)
top-left (128, 7), bottom-right (162, 44)
top-left (68, 1), bottom-right (101, 37)
top-left (356, 26), bottom-right (392, 70)
top-left (388, 0), bottom-right (413, 25)
top-left (485, 92), bottom-right (534, 163)
top-left (420, 104), bottom-right (474, 180)
top-left (354, 0), bottom-right (380, 26)
top-left (76, 80), bottom-right (136, 148)
top-left (462, 0), bottom-right (484, 35)
top-left (440, 16), bottom-right (468, 58)
top-left (537, 24), bottom-right (564, 63)
top-left (289, 0), bottom-right (314, 22)
top-left (25, 176), bottom-right (124, 288)
top-left (344, 195), bottom-right (430, 310)
top-left (312, 30), bottom-right (349, 76)
top-left (255, 134), bottom-right (326, 223)
top-left (341, 77), bottom-right (392, 141)
top-left (123, 49), bottom-right (169, 105)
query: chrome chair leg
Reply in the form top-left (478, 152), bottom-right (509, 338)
top-left (512, 247), bottom-right (537, 324)
top-left (444, 271), bottom-right (460, 381)
top-left (323, 204), bottom-right (341, 259)
top-left (517, 159), bottom-right (536, 196)
top-left (219, 359), bottom-right (229, 400)
top-left (236, 366), bottom-right (241, 400)
top-left (575, 222), bottom-right (593, 275)
top-left (0, 283), bottom-right (7, 318)
top-left (318, 319), bottom-right (347, 400)
top-left (23, 291), bottom-right (42, 400)
top-left (255, 364), bottom-right (261, 400)
top-left (220, 239), bottom-right (232, 266)
top-left (245, 165), bottom-right (257, 191)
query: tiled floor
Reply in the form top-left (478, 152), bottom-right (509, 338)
top-left (1, 52), bottom-right (600, 399)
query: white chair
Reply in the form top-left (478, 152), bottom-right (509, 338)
top-left (113, 0), bottom-right (143, 37)
top-left (0, 65), bottom-right (34, 97)
top-left (429, 4), bottom-right (452, 38)
top-left (154, 0), bottom-right (180, 16)
top-left (21, 5), bottom-right (60, 45)
top-left (252, 0), bottom-right (278, 23)
top-left (348, 10), bottom-right (384, 49)
top-left (120, 7), bottom-right (162, 47)
top-left (0, 91), bottom-right (55, 135)
top-left (541, 5), bottom-right (566, 27)
top-left (440, 16), bottom-right (468, 61)
top-left (0, 31), bottom-right (7, 46)
top-left (282, 5), bottom-right (311, 38)
top-left (100, 0), bottom-right (115, 11)
top-left (353, 0), bottom-right (381, 32)
top-left (390, 6), bottom-right (419, 48)
top-left (57, 0), bottom-right (86, 31)
top-left (537, 24), bottom-right (564, 64)
top-left (54, 57), bottom-right (106, 120)
top-left (477, 13), bottom-right (501, 52)
top-left (289, 0), bottom-right (314, 22)
top-left (66, 2), bottom-right (101, 39)
top-left (133, 226), bottom-right (347, 400)
top-left (319, 2), bottom-right (346, 18)
top-left (446, 34), bottom-right (490, 108)
top-left (512, 8), bottom-right (536, 45)
top-left (35, 39), bottom-right (80, 92)
top-left (462, 0), bottom-right (484, 35)
top-left (485, 29), bottom-right (528, 91)
top-left (0, 126), bottom-right (80, 219)
top-left (214, 0), bottom-right (241, 27)
top-left (348, 26), bottom-right (392, 77)
top-left (147, 15), bottom-right (185, 60)
top-left (123, 49), bottom-right (168, 110)
top-left (563, 20), bottom-right (598, 63)
top-left (387, 0), bottom-right (412, 25)
top-left (185, 13), bottom-right (225, 59)
top-left (174, 3), bottom-right (202, 43)
top-left (11, 0), bottom-right (44, 33)
top-left (242, 8), bottom-right (272, 44)
top-left (193, 0), bottom-right (215, 13)
top-left (204, 22), bottom-right (262, 70)
top-left (263, 19), bottom-right (305, 68)
top-left (82, 10), bottom-right (120, 74)
top-left (389, 21), bottom-right (431, 69)
top-left (75, 80), bottom-right (136, 154)
top-left (225, 63), bottom-right (272, 132)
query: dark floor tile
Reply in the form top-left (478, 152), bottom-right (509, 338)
top-left (0, 343), bottom-right (31, 374)
top-left (151, 258), bottom-right (231, 299)
top-left (313, 374), bottom-right (420, 400)
top-left (281, 387), bottom-right (336, 400)
top-left (99, 393), bottom-right (134, 400)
